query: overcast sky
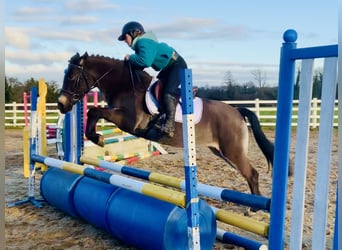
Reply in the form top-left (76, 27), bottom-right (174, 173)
top-left (5, 0), bottom-right (338, 87)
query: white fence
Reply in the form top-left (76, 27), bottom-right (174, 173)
top-left (5, 98), bottom-right (338, 128)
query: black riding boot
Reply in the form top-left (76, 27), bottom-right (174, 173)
top-left (161, 94), bottom-right (177, 138)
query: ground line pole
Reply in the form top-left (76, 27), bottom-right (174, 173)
top-left (180, 69), bottom-right (200, 249)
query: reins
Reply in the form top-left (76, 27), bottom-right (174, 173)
top-left (62, 63), bottom-right (114, 103)
top-left (93, 67), bottom-right (114, 87)
top-left (127, 61), bottom-right (137, 96)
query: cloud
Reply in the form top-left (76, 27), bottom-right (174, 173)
top-left (149, 18), bottom-right (251, 41)
top-left (189, 60), bottom-right (279, 86)
top-left (5, 27), bottom-right (31, 49)
top-left (65, 0), bottom-right (120, 13)
top-left (60, 16), bottom-right (98, 26)
top-left (5, 49), bottom-right (71, 65)
top-left (6, 62), bottom-right (65, 84)
top-left (14, 6), bottom-right (55, 16)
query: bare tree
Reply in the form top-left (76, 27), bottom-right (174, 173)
top-left (251, 69), bottom-right (267, 88)
top-left (223, 70), bottom-right (236, 86)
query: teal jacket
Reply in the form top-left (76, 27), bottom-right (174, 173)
top-left (129, 32), bottom-right (174, 71)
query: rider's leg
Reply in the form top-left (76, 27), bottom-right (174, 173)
top-left (157, 56), bottom-right (187, 138)
top-left (161, 93), bottom-right (177, 137)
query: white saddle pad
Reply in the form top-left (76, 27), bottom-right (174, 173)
top-left (145, 83), bottom-right (203, 124)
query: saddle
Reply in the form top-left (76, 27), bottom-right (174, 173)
top-left (145, 80), bottom-right (203, 124)
top-left (149, 80), bottom-right (199, 104)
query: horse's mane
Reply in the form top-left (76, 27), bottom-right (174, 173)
top-left (93, 54), bottom-right (151, 72)
top-left (69, 52), bottom-right (152, 89)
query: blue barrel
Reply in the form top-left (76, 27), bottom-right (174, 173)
top-left (40, 167), bottom-right (82, 218)
top-left (73, 176), bottom-right (118, 231)
top-left (106, 188), bottom-right (216, 250)
top-left (40, 168), bottom-right (216, 249)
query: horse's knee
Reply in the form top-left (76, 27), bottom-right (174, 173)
top-left (85, 107), bottom-right (104, 146)
top-left (87, 107), bottom-right (100, 119)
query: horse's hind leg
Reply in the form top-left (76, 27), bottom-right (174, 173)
top-left (213, 147), bottom-right (261, 196)
top-left (234, 157), bottom-right (260, 196)
top-left (85, 107), bottom-right (105, 146)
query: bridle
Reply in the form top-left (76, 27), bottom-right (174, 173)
top-left (61, 59), bottom-right (139, 104)
top-left (61, 63), bottom-right (113, 104)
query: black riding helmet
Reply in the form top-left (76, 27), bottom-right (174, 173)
top-left (118, 21), bottom-right (145, 41)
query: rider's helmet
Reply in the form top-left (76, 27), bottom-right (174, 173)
top-left (118, 21), bottom-right (145, 41)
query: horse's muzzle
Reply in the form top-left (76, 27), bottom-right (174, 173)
top-left (57, 95), bottom-right (72, 114)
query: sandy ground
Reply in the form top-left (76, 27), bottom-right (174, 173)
top-left (5, 128), bottom-right (338, 249)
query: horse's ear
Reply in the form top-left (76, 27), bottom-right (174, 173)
top-left (80, 52), bottom-right (88, 65)
top-left (69, 52), bottom-right (80, 63)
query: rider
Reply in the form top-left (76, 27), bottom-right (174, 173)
top-left (118, 21), bottom-right (187, 138)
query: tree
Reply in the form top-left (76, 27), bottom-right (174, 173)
top-left (5, 76), bottom-right (60, 103)
top-left (5, 77), bottom-right (13, 102)
top-left (293, 67), bottom-right (300, 99)
top-left (251, 69), bottom-right (267, 88)
top-left (6, 77), bottom-right (25, 103)
top-left (223, 71), bottom-right (236, 86)
top-left (312, 70), bottom-right (323, 99)
top-left (46, 81), bottom-right (60, 103)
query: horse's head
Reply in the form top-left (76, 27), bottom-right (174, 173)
top-left (58, 51), bottom-right (154, 114)
top-left (58, 52), bottom-right (99, 113)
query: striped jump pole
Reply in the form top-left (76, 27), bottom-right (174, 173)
top-left (31, 153), bottom-right (186, 207)
top-left (99, 151), bottom-right (160, 164)
top-left (83, 134), bottom-right (137, 147)
top-left (8, 86), bottom-right (43, 208)
top-left (98, 134), bottom-right (137, 145)
top-left (217, 229), bottom-right (267, 250)
top-left (81, 156), bottom-right (270, 210)
top-left (180, 69), bottom-right (200, 249)
top-left (96, 127), bottom-right (122, 136)
top-left (211, 206), bottom-right (268, 237)
top-left (81, 156), bottom-right (269, 237)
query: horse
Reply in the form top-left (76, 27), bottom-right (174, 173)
top-left (58, 52), bottom-right (278, 196)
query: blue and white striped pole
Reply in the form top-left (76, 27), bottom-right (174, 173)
top-left (64, 101), bottom-right (82, 164)
top-left (31, 154), bottom-right (186, 207)
top-left (81, 156), bottom-right (270, 210)
top-left (180, 69), bottom-right (201, 249)
top-left (8, 87), bottom-right (43, 208)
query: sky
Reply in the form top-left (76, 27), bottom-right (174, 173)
top-left (5, 0), bottom-right (338, 87)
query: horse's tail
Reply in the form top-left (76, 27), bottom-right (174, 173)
top-left (237, 107), bottom-right (274, 172)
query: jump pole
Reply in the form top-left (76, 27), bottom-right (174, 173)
top-left (180, 69), bottom-right (201, 249)
top-left (8, 86), bottom-right (43, 208)
top-left (32, 153), bottom-right (186, 207)
top-left (81, 156), bottom-right (270, 211)
top-left (81, 156), bottom-right (269, 237)
top-left (36, 79), bottom-right (48, 172)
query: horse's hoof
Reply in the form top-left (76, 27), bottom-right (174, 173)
top-left (244, 207), bottom-right (251, 216)
top-left (98, 135), bottom-right (105, 147)
top-left (244, 207), bottom-right (260, 216)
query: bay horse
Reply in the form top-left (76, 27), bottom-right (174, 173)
top-left (58, 52), bottom-right (275, 196)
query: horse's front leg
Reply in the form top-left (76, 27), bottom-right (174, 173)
top-left (85, 107), bottom-right (106, 146)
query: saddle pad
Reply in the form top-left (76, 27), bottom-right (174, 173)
top-left (145, 85), bottom-right (203, 124)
